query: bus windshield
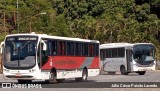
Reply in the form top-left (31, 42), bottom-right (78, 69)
top-left (3, 36), bottom-right (38, 69)
top-left (133, 44), bottom-right (155, 65)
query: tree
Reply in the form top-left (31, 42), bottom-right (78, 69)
top-left (1, 0), bottom-right (160, 60)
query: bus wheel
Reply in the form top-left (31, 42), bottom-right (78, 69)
top-left (137, 71), bottom-right (146, 75)
top-left (107, 72), bottom-right (116, 75)
top-left (75, 69), bottom-right (87, 82)
top-left (18, 80), bottom-right (32, 84)
top-left (120, 66), bottom-right (128, 75)
top-left (47, 71), bottom-right (57, 84)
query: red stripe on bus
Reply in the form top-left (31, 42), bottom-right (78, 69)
top-left (90, 57), bottom-right (99, 68)
top-left (41, 56), bottom-right (100, 70)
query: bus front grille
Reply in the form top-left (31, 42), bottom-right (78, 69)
top-left (6, 75), bottom-right (33, 78)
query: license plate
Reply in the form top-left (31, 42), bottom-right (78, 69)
top-left (15, 73), bottom-right (21, 77)
top-left (139, 69), bottom-right (147, 71)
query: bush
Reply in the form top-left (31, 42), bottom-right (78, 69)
top-left (0, 34), bottom-right (5, 42)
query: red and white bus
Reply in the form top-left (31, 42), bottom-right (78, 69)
top-left (2, 32), bottom-right (100, 83)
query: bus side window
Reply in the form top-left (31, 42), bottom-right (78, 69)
top-left (118, 48), bottom-right (125, 57)
top-left (67, 42), bottom-right (74, 56)
top-left (95, 44), bottom-right (99, 56)
top-left (107, 49), bottom-right (112, 58)
top-left (83, 43), bottom-right (89, 56)
top-left (75, 42), bottom-right (78, 56)
top-left (67, 42), bottom-right (71, 56)
top-left (51, 40), bottom-right (57, 55)
top-left (78, 43), bottom-right (82, 56)
top-left (106, 49), bottom-right (109, 58)
top-left (70, 42), bottom-right (74, 56)
top-left (113, 48), bottom-right (118, 58)
top-left (100, 49), bottom-right (104, 60)
top-left (89, 44), bottom-right (91, 56)
top-left (58, 41), bottom-right (66, 56)
top-left (62, 41), bottom-right (66, 55)
top-left (89, 44), bottom-right (94, 57)
top-left (57, 41), bottom-right (61, 55)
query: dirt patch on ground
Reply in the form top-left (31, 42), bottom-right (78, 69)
top-left (156, 61), bottom-right (160, 70)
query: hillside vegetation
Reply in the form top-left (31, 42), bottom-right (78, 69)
top-left (0, 0), bottom-right (160, 60)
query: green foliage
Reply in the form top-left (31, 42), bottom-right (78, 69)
top-left (0, 34), bottom-right (6, 43)
top-left (1, 0), bottom-right (160, 60)
top-left (52, 0), bottom-right (107, 20)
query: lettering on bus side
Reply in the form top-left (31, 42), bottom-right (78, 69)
top-left (54, 60), bottom-right (77, 65)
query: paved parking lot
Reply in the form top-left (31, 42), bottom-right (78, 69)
top-left (0, 70), bottom-right (160, 91)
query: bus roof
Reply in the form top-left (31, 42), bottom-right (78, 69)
top-left (100, 43), bottom-right (154, 49)
top-left (5, 32), bottom-right (99, 43)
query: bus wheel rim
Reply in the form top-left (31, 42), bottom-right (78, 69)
top-left (83, 71), bottom-right (87, 80)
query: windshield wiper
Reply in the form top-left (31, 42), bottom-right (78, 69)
top-left (21, 41), bottom-right (30, 50)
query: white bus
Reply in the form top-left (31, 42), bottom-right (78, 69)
top-left (2, 32), bottom-right (100, 83)
top-left (100, 43), bottom-right (156, 75)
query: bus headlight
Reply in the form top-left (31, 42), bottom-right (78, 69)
top-left (29, 69), bottom-right (36, 73)
top-left (4, 69), bottom-right (9, 72)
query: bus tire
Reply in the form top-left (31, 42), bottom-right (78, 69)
top-left (75, 69), bottom-right (87, 82)
top-left (18, 80), bottom-right (32, 84)
top-left (137, 71), bottom-right (146, 75)
top-left (47, 71), bottom-right (57, 84)
top-left (120, 66), bottom-right (128, 75)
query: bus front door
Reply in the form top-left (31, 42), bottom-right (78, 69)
top-left (126, 49), bottom-right (132, 71)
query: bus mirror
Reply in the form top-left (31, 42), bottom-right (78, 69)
top-left (40, 40), bottom-right (47, 51)
top-left (0, 41), bottom-right (4, 54)
top-left (43, 44), bottom-right (47, 51)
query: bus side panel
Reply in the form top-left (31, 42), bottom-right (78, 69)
top-left (101, 58), bottom-right (113, 72)
top-left (40, 56), bottom-right (99, 79)
top-left (41, 56), bottom-right (98, 70)
top-left (56, 69), bottom-right (83, 79)
top-left (90, 57), bottom-right (99, 69)
top-left (101, 58), bottom-right (125, 72)
top-left (88, 57), bottom-right (100, 76)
